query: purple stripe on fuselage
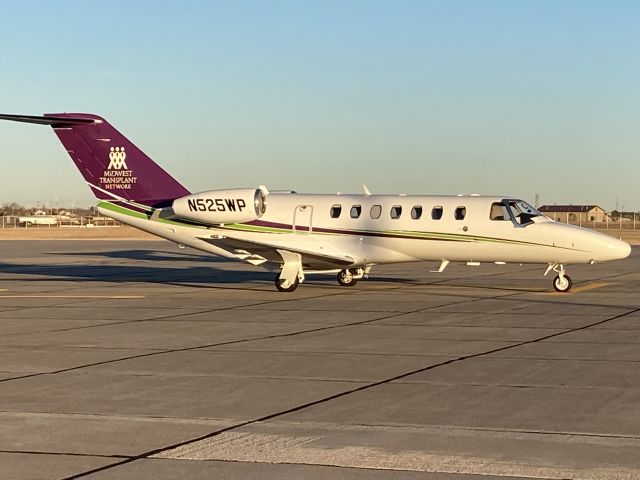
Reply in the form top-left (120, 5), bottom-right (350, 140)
top-left (243, 219), bottom-right (461, 242)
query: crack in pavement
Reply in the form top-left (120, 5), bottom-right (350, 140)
top-left (60, 306), bottom-right (640, 479)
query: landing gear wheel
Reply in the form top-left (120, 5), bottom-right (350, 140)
top-left (337, 269), bottom-right (358, 287)
top-left (553, 274), bottom-right (572, 293)
top-left (275, 275), bottom-right (299, 292)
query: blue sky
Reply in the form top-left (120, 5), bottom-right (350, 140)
top-left (1, 0), bottom-right (638, 210)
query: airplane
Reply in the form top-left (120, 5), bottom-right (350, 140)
top-left (0, 113), bottom-right (631, 293)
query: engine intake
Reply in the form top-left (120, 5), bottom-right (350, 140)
top-left (172, 188), bottom-right (267, 225)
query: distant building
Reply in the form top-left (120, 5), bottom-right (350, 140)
top-left (538, 205), bottom-right (611, 223)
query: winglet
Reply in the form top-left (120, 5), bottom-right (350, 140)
top-left (362, 184), bottom-right (372, 196)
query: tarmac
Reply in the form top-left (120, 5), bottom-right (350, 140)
top-left (0, 239), bottom-right (639, 480)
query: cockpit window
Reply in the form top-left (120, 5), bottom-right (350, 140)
top-left (506, 200), bottom-right (542, 225)
top-left (490, 202), bottom-right (510, 221)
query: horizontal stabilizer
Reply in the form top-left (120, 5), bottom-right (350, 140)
top-left (0, 114), bottom-right (96, 128)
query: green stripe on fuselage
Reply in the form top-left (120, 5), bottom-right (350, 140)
top-left (96, 202), bottom-right (573, 251)
top-left (218, 223), bottom-right (541, 247)
top-left (97, 201), bottom-right (149, 220)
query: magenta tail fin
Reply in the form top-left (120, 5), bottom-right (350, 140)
top-left (0, 113), bottom-right (190, 207)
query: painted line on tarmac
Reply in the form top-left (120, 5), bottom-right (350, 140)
top-left (0, 295), bottom-right (145, 299)
top-left (571, 282), bottom-right (613, 293)
top-left (536, 282), bottom-right (612, 296)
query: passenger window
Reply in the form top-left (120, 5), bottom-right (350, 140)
top-left (350, 205), bottom-right (362, 218)
top-left (411, 206), bottom-right (422, 220)
top-left (330, 205), bottom-right (342, 218)
top-left (390, 205), bottom-right (402, 219)
top-left (431, 206), bottom-right (443, 220)
top-left (490, 202), bottom-right (509, 221)
top-left (370, 205), bottom-right (382, 219)
top-left (455, 206), bottom-right (466, 220)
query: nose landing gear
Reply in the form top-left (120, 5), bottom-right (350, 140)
top-left (553, 273), bottom-right (572, 292)
top-left (545, 263), bottom-right (572, 293)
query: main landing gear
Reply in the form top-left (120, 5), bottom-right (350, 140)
top-left (275, 249), bottom-right (304, 293)
top-left (275, 257), bottom-right (371, 292)
top-left (274, 250), bottom-right (370, 292)
top-left (275, 275), bottom-right (299, 292)
top-left (337, 268), bottom-right (366, 287)
top-left (337, 269), bottom-right (357, 287)
top-left (545, 263), bottom-right (572, 293)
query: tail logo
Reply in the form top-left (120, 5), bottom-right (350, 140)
top-left (108, 147), bottom-right (128, 170)
top-left (100, 146), bottom-right (137, 191)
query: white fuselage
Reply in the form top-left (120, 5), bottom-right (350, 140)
top-left (100, 193), bottom-right (631, 270)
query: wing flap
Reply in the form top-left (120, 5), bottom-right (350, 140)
top-left (198, 235), bottom-right (354, 270)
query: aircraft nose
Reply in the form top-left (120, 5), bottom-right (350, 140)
top-left (617, 239), bottom-right (632, 259)
top-left (595, 236), bottom-right (631, 261)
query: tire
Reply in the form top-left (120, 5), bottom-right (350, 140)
top-left (553, 274), bottom-right (572, 293)
top-left (337, 269), bottom-right (358, 287)
top-left (275, 275), bottom-right (299, 292)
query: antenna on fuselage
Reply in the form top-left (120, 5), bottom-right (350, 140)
top-left (362, 184), bottom-right (372, 196)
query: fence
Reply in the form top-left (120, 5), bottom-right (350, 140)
top-left (547, 212), bottom-right (639, 230)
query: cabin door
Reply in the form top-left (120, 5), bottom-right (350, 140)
top-left (293, 205), bottom-right (313, 233)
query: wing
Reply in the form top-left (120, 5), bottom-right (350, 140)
top-left (196, 234), bottom-right (355, 270)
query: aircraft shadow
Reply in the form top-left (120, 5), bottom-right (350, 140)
top-left (0, 248), bottom-right (531, 288)
top-left (49, 249), bottom-right (226, 263)
top-left (0, 248), bottom-right (274, 285)
top-left (43, 249), bottom-right (419, 285)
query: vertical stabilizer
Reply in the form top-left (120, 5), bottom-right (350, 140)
top-left (0, 113), bottom-right (190, 207)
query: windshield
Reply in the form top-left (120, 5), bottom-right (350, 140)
top-left (506, 199), bottom-right (542, 225)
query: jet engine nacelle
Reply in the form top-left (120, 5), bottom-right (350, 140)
top-left (172, 188), bottom-right (267, 225)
